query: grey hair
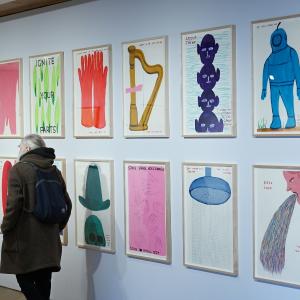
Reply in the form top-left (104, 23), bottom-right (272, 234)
top-left (21, 134), bottom-right (46, 150)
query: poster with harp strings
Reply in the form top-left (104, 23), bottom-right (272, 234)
top-left (182, 25), bottom-right (236, 137)
top-left (73, 45), bottom-right (113, 138)
top-left (254, 165), bottom-right (300, 287)
top-left (29, 52), bottom-right (64, 138)
top-left (122, 36), bottom-right (169, 138)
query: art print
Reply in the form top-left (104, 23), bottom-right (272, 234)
top-left (183, 163), bottom-right (237, 275)
top-left (182, 26), bottom-right (236, 137)
top-left (124, 161), bottom-right (171, 263)
top-left (30, 52), bottom-right (64, 137)
top-left (254, 165), bottom-right (300, 287)
top-left (0, 59), bottom-right (23, 138)
top-left (123, 37), bottom-right (169, 137)
top-left (75, 159), bottom-right (115, 253)
top-left (73, 45), bottom-right (113, 137)
top-left (253, 15), bottom-right (300, 136)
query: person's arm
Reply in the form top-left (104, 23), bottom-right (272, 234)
top-left (261, 58), bottom-right (269, 100)
top-left (57, 170), bottom-right (72, 231)
top-left (1, 166), bottom-right (24, 234)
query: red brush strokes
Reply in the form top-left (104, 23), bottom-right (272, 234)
top-left (78, 51), bottom-right (108, 129)
top-left (0, 62), bottom-right (19, 135)
top-left (78, 54), bottom-right (93, 127)
top-left (93, 51), bottom-right (108, 129)
top-left (2, 160), bottom-right (12, 215)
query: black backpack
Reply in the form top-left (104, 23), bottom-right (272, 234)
top-left (23, 162), bottom-right (68, 224)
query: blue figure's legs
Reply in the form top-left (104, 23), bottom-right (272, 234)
top-left (270, 86), bottom-right (282, 129)
top-left (280, 86), bottom-right (296, 128)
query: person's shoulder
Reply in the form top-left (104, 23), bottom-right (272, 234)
top-left (12, 161), bottom-right (34, 175)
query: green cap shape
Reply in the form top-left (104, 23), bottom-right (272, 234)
top-left (79, 164), bottom-right (110, 211)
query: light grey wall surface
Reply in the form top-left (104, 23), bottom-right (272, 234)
top-left (0, 0), bottom-right (300, 299)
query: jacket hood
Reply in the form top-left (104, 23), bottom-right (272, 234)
top-left (20, 147), bottom-right (56, 168)
top-left (270, 28), bottom-right (287, 53)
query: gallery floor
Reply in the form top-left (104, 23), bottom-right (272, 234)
top-left (0, 286), bottom-right (25, 300)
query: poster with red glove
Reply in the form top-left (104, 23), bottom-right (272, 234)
top-left (73, 45), bottom-right (112, 138)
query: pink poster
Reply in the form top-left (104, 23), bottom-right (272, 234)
top-left (127, 163), bottom-right (167, 257)
top-left (0, 60), bottom-right (21, 136)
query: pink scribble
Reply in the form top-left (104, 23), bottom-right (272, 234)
top-left (126, 84), bottom-right (143, 94)
top-left (128, 165), bottom-right (166, 256)
top-left (0, 61), bottom-right (19, 135)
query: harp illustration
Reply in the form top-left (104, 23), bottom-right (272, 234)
top-left (128, 45), bottom-right (163, 131)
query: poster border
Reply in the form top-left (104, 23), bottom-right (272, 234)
top-left (123, 160), bottom-right (171, 263)
top-left (252, 14), bottom-right (300, 137)
top-left (29, 51), bottom-right (65, 138)
top-left (181, 25), bottom-right (237, 138)
top-left (0, 58), bottom-right (23, 138)
top-left (122, 36), bottom-right (170, 138)
top-left (182, 162), bottom-right (238, 276)
top-left (74, 158), bottom-right (115, 254)
top-left (72, 44), bottom-right (113, 139)
top-left (253, 164), bottom-right (300, 288)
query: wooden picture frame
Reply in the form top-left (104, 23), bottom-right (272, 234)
top-left (29, 51), bottom-right (65, 138)
top-left (253, 14), bottom-right (300, 136)
top-left (253, 164), bottom-right (300, 287)
top-left (124, 160), bottom-right (171, 263)
top-left (182, 162), bottom-right (238, 275)
top-left (54, 158), bottom-right (68, 246)
top-left (74, 159), bottom-right (115, 253)
top-left (0, 58), bottom-right (23, 138)
top-left (122, 36), bottom-right (169, 138)
top-left (182, 25), bottom-right (236, 137)
top-left (73, 45), bottom-right (113, 138)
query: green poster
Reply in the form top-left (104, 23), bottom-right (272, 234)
top-left (30, 52), bottom-right (64, 137)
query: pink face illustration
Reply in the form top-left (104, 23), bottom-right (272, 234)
top-left (283, 171), bottom-right (300, 202)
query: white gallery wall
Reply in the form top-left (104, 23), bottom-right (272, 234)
top-left (0, 0), bottom-right (300, 299)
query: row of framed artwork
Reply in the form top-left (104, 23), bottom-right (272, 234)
top-left (1, 158), bottom-right (300, 288)
top-left (2, 13), bottom-right (300, 139)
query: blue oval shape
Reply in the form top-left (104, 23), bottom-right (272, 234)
top-left (189, 176), bottom-right (231, 205)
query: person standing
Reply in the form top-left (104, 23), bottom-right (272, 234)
top-left (0, 134), bottom-right (72, 300)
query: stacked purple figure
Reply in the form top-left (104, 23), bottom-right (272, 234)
top-left (195, 34), bottom-right (224, 132)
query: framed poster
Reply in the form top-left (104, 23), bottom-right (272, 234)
top-left (183, 163), bottom-right (238, 275)
top-left (253, 14), bottom-right (300, 136)
top-left (254, 165), bottom-right (300, 287)
top-left (54, 158), bottom-right (68, 246)
top-left (73, 45), bottom-right (113, 138)
top-left (29, 52), bottom-right (64, 138)
top-left (74, 159), bottom-right (115, 253)
top-left (0, 58), bottom-right (23, 138)
top-left (182, 25), bottom-right (236, 137)
top-left (0, 157), bottom-right (16, 229)
top-left (124, 161), bottom-right (171, 263)
top-left (122, 36), bottom-right (169, 138)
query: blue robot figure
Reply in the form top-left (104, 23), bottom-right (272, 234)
top-left (261, 23), bottom-right (300, 129)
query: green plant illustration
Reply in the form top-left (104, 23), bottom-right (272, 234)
top-left (32, 55), bottom-right (61, 135)
top-left (258, 118), bottom-right (267, 129)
